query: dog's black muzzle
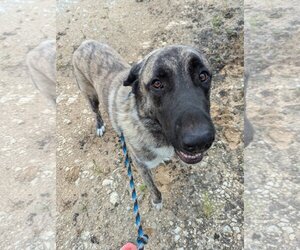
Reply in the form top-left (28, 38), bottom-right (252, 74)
top-left (174, 109), bottom-right (215, 164)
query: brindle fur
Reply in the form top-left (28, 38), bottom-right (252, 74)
top-left (73, 40), bottom-right (214, 208)
top-left (26, 40), bottom-right (56, 104)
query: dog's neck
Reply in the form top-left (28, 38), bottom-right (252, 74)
top-left (132, 94), bottom-right (170, 147)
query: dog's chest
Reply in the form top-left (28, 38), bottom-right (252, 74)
top-left (144, 146), bottom-right (174, 169)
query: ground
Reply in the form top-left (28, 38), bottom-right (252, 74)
top-left (1, 0), bottom-right (298, 249)
top-left (56, 0), bottom-right (244, 249)
top-left (0, 0), bottom-right (56, 249)
top-left (244, 0), bottom-right (300, 249)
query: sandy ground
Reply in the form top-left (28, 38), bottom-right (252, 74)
top-left (0, 0), bottom-right (56, 249)
top-left (56, 0), bottom-right (244, 249)
top-left (1, 0), bottom-right (298, 249)
top-left (244, 0), bottom-right (300, 249)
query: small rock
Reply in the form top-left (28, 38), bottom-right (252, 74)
top-left (266, 225), bottom-right (281, 235)
top-left (102, 179), bottom-right (113, 186)
top-left (40, 231), bottom-right (55, 240)
top-left (233, 226), bottom-right (240, 233)
top-left (14, 119), bottom-right (24, 125)
top-left (66, 96), bottom-right (77, 106)
top-left (18, 97), bottom-right (32, 104)
top-left (289, 234), bottom-right (295, 241)
top-left (63, 119), bottom-right (72, 125)
top-left (174, 226), bottom-right (181, 234)
top-left (165, 21), bottom-right (179, 31)
top-left (174, 235), bottom-right (180, 242)
top-left (16, 166), bottom-right (39, 182)
top-left (282, 226), bottom-right (294, 234)
top-left (65, 166), bottom-right (80, 182)
top-left (141, 41), bottom-right (151, 49)
top-left (56, 94), bottom-right (65, 103)
top-left (109, 192), bottom-right (119, 206)
top-left (81, 231), bottom-right (90, 240)
top-left (222, 225), bottom-right (233, 236)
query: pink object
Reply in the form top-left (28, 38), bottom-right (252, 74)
top-left (120, 242), bottom-right (138, 250)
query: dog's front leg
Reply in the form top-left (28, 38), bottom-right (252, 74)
top-left (133, 158), bottom-right (162, 210)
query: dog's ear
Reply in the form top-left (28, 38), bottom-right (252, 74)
top-left (123, 62), bottom-right (142, 87)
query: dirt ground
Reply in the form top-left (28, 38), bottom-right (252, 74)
top-left (0, 0), bottom-right (56, 249)
top-left (56, 0), bottom-right (244, 249)
top-left (244, 0), bottom-right (300, 249)
top-left (0, 0), bottom-right (298, 249)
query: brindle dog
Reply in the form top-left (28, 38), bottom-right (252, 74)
top-left (73, 40), bottom-right (215, 209)
top-left (26, 40), bottom-right (56, 105)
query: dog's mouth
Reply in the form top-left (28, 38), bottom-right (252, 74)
top-left (175, 150), bottom-right (204, 164)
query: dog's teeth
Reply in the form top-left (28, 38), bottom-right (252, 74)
top-left (180, 151), bottom-right (202, 159)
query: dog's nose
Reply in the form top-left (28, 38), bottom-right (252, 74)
top-left (182, 127), bottom-right (215, 152)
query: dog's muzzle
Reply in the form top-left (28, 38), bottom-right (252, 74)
top-left (175, 149), bottom-right (204, 164)
top-left (174, 118), bottom-right (215, 164)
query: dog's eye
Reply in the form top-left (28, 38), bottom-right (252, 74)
top-left (199, 72), bottom-right (209, 82)
top-left (151, 80), bottom-right (164, 89)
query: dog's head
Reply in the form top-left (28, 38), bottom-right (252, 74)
top-left (124, 45), bottom-right (215, 164)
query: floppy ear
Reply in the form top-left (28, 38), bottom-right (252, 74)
top-left (123, 62), bottom-right (142, 87)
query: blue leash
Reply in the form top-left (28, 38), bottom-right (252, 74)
top-left (120, 133), bottom-right (149, 250)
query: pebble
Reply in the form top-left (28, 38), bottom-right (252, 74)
top-left (266, 225), bottom-right (281, 235)
top-left (56, 94), bottom-right (65, 103)
top-left (282, 226), bottom-right (293, 234)
top-left (102, 179), bottom-right (113, 186)
top-left (233, 226), bottom-right (240, 233)
top-left (18, 97), bottom-right (32, 104)
top-left (222, 225), bottom-right (233, 235)
top-left (63, 119), bottom-right (72, 125)
top-left (81, 231), bottom-right (90, 240)
top-left (13, 119), bottom-right (24, 125)
top-left (174, 226), bottom-right (181, 234)
top-left (109, 192), bottom-right (119, 206)
top-left (165, 21), bottom-right (179, 31)
top-left (66, 96), bottom-right (77, 106)
top-left (289, 234), bottom-right (295, 241)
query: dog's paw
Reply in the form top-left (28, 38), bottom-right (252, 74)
top-left (96, 124), bottom-right (105, 137)
top-left (152, 200), bottom-right (163, 210)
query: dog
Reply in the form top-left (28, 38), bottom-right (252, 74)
top-left (73, 40), bottom-right (215, 209)
top-left (26, 40), bottom-right (56, 105)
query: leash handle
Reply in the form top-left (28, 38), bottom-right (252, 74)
top-left (120, 133), bottom-right (149, 250)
